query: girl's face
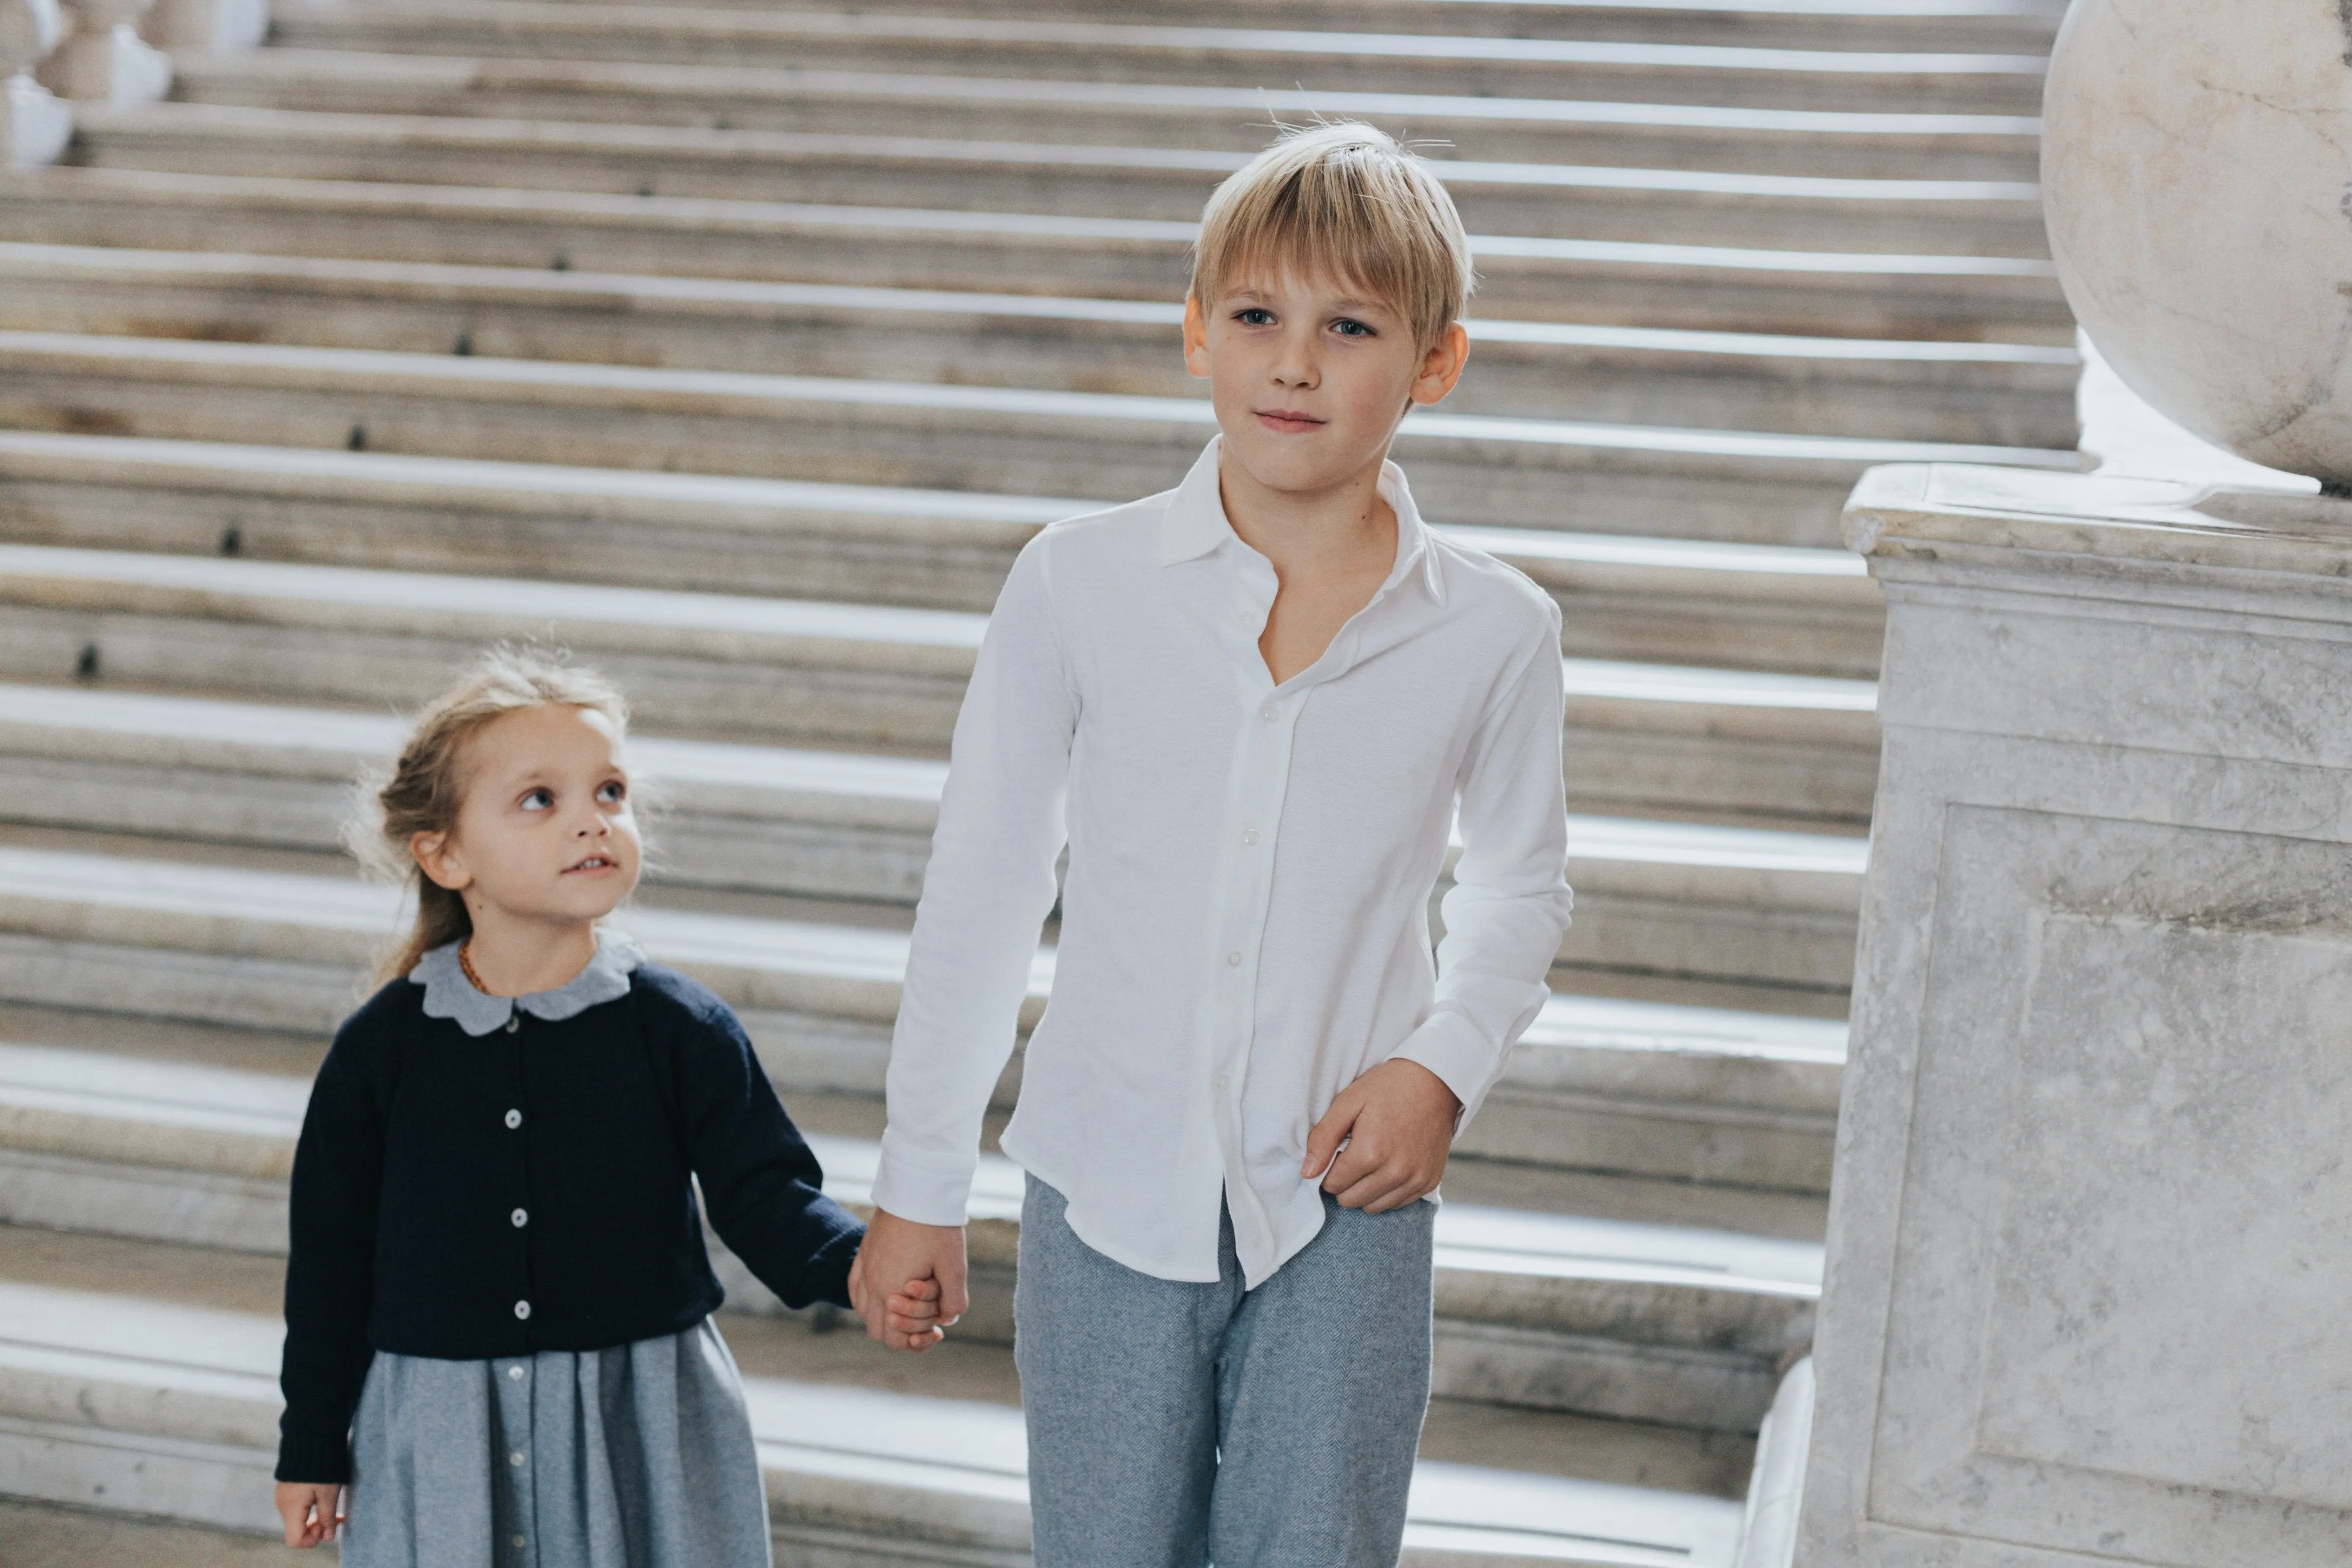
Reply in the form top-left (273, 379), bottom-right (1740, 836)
top-left (412, 704), bottom-right (642, 928)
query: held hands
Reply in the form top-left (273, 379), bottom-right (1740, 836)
top-left (848, 1208), bottom-right (970, 1352)
top-left (1302, 1058), bottom-right (1463, 1212)
top-left (275, 1482), bottom-right (343, 1548)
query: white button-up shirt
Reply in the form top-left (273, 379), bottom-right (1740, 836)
top-left (872, 440), bottom-right (1574, 1286)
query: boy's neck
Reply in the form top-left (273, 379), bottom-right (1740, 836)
top-left (1215, 444), bottom-right (1395, 575)
top-left (462, 910), bottom-right (601, 997)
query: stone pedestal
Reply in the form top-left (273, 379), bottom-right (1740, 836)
top-left (1, 0), bottom-right (69, 167)
top-left (143, 0), bottom-right (263, 54)
top-left (1796, 463), bottom-right (2352, 1567)
top-left (36, 0), bottom-right (167, 102)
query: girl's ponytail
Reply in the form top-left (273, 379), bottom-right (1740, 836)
top-left (350, 646), bottom-right (629, 987)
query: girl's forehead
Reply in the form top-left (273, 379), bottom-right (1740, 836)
top-left (466, 704), bottom-right (627, 776)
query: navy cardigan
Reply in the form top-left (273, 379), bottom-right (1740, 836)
top-left (276, 962), bottom-right (864, 1483)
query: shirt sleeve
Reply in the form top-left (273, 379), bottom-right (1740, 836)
top-left (276, 1016), bottom-right (390, 1485)
top-left (670, 994), bottom-right (866, 1310)
top-left (1388, 612), bottom-right (1575, 1125)
top-left (871, 530), bottom-right (1077, 1225)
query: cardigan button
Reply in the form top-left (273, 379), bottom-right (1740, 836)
top-left (505, 1015), bottom-right (521, 1035)
top-left (514, 1299), bottom-right (531, 1320)
top-left (512, 1208), bottom-right (528, 1228)
top-left (505, 1109), bottom-right (522, 1129)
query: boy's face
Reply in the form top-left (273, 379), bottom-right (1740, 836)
top-left (1183, 269), bottom-right (1467, 501)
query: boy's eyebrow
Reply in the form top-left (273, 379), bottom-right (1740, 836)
top-left (1224, 286), bottom-right (1397, 316)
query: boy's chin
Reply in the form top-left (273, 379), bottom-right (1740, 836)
top-left (1221, 430), bottom-right (1382, 496)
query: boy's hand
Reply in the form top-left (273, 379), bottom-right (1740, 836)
top-left (849, 1209), bottom-right (968, 1352)
top-left (1302, 1059), bottom-right (1462, 1213)
top-left (275, 1481), bottom-right (343, 1547)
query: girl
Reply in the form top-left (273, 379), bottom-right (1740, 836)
top-left (272, 648), bottom-right (927, 1565)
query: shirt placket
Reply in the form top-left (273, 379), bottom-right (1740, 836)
top-left (1211, 672), bottom-right (1302, 1269)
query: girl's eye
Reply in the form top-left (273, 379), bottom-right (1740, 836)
top-left (1331, 317), bottom-right (1374, 338)
top-left (520, 788), bottom-right (553, 811)
top-left (1234, 307), bottom-right (1275, 327)
top-left (597, 781), bottom-right (627, 805)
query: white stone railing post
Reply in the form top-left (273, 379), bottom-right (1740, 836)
top-left (144, 0), bottom-right (264, 55)
top-left (36, 0), bottom-right (170, 103)
top-left (1, 0), bottom-right (72, 166)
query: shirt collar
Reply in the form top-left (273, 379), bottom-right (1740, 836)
top-left (413, 927), bottom-right (645, 1037)
top-left (1155, 436), bottom-right (1448, 607)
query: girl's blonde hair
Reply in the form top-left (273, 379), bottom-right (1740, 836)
top-left (350, 646), bottom-right (630, 987)
top-left (1190, 121), bottom-right (1472, 355)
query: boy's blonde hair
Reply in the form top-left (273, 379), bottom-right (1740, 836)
top-left (1190, 122), bottom-right (1472, 355)
top-left (348, 646), bottom-right (630, 986)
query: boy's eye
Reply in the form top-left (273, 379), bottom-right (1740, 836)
top-left (520, 788), bottom-right (553, 811)
top-left (1331, 317), bottom-right (1374, 338)
top-left (1233, 307), bottom-right (1275, 327)
top-left (597, 781), bottom-right (627, 805)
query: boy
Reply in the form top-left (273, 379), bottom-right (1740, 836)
top-left (849, 123), bottom-right (1574, 1567)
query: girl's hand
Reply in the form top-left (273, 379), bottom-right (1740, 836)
top-left (275, 1481), bottom-right (344, 1547)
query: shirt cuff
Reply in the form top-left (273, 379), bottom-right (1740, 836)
top-left (869, 1134), bottom-right (978, 1228)
top-left (1388, 1010), bottom-right (1504, 1129)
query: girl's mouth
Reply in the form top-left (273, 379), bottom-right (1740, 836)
top-left (566, 855), bottom-right (617, 874)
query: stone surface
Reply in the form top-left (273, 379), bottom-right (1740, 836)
top-left (1796, 462), bottom-right (2352, 1567)
top-left (143, 0), bottom-right (265, 55)
top-left (2042, 0), bottom-right (2352, 483)
top-left (35, 0), bottom-right (168, 103)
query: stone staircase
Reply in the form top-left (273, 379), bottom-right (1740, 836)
top-left (0, 0), bottom-right (2074, 1561)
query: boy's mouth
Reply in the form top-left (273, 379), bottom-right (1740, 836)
top-left (1255, 408), bottom-right (1325, 434)
top-left (565, 854), bottom-right (619, 874)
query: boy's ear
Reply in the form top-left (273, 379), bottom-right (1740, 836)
top-left (410, 830), bottom-right (471, 892)
top-left (1409, 321), bottom-right (1471, 409)
top-left (1182, 293), bottom-right (1212, 380)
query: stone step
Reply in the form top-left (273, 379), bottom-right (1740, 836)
top-left (0, 167), bottom-right (2076, 340)
top-left (0, 1038), bottom-right (1821, 1430)
top-left (0, 1241), bottom-right (1758, 1563)
top-left (264, 1), bottom-right (2052, 116)
top-left (0, 840), bottom-right (1847, 1189)
top-left (0, 541), bottom-right (1883, 822)
top-left (68, 102), bottom-right (2053, 260)
top-left (0, 682), bottom-right (1871, 995)
top-left (0, 243), bottom-right (2081, 448)
top-left (0, 332), bottom-right (2072, 547)
top-left (0, 432), bottom-right (1891, 678)
top-left (423, 0), bottom-right (2066, 55)
top-left (171, 49), bottom-right (2048, 180)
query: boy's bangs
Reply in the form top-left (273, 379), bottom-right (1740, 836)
top-left (1191, 122), bottom-right (1471, 355)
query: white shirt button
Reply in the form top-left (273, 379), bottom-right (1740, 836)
top-left (507, 1364), bottom-right (525, 1381)
top-left (511, 1208), bottom-right (528, 1228)
top-left (1226, 951), bottom-right (1242, 967)
top-left (1260, 707), bottom-right (1277, 722)
top-left (1242, 830), bottom-right (1259, 845)
top-left (505, 1109), bottom-right (522, 1129)
top-left (514, 1299), bottom-right (531, 1320)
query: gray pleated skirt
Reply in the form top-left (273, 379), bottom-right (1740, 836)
top-left (342, 1317), bottom-right (771, 1568)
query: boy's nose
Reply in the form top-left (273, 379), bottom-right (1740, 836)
top-left (1271, 332), bottom-right (1319, 387)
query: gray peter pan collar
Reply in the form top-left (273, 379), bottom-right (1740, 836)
top-left (411, 928), bottom-right (645, 1037)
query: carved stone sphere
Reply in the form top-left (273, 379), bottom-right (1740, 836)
top-left (2042, 0), bottom-right (2352, 484)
